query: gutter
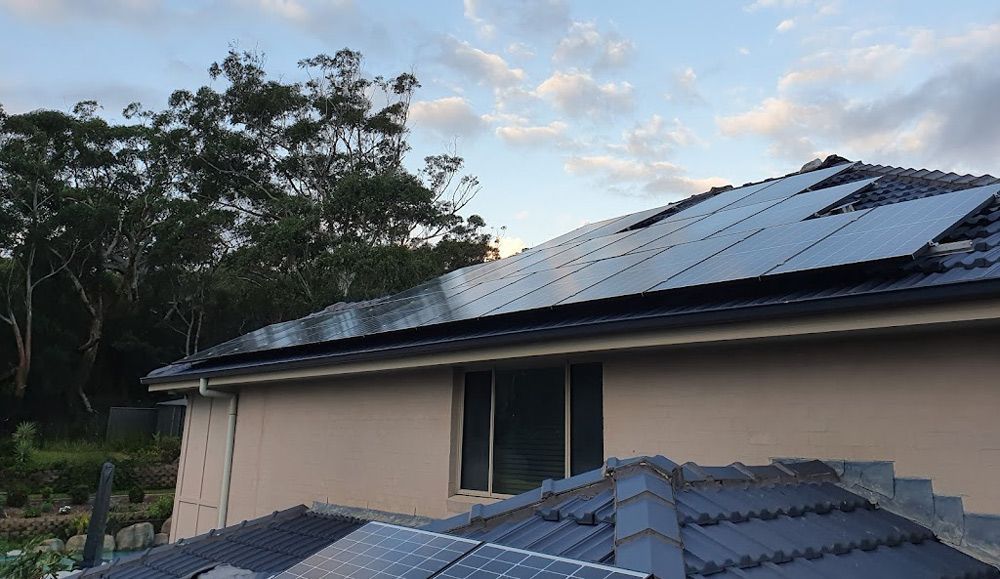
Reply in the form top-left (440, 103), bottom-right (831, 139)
top-left (198, 377), bottom-right (238, 528)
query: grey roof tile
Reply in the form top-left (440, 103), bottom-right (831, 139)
top-left (439, 456), bottom-right (999, 578)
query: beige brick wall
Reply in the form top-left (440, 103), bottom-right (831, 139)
top-left (603, 327), bottom-right (1000, 513)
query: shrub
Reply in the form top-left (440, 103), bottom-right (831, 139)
top-left (69, 513), bottom-right (90, 536)
top-left (5, 488), bottom-right (28, 508)
top-left (128, 486), bottom-right (145, 504)
top-left (40, 501), bottom-right (54, 514)
top-left (22, 505), bottom-right (41, 518)
top-left (38, 486), bottom-right (53, 500)
top-left (69, 485), bottom-right (90, 505)
top-left (0, 539), bottom-right (70, 579)
top-left (12, 422), bottom-right (38, 466)
top-left (147, 495), bottom-right (174, 520)
top-left (152, 434), bottom-right (182, 463)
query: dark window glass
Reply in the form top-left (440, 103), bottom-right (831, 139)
top-left (570, 363), bottom-right (604, 475)
top-left (460, 371), bottom-right (492, 491)
top-left (492, 367), bottom-right (565, 495)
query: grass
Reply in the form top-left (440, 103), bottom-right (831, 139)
top-left (31, 448), bottom-right (127, 469)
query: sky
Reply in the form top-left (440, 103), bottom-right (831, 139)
top-left (2, 1), bottom-right (999, 254)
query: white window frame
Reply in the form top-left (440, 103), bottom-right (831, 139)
top-left (456, 364), bottom-right (574, 499)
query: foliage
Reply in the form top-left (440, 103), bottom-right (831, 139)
top-left (5, 487), bottom-right (28, 508)
top-left (68, 485), bottom-right (89, 505)
top-left (69, 513), bottom-right (90, 536)
top-left (12, 422), bottom-right (37, 465)
top-left (151, 434), bottom-right (181, 463)
top-left (147, 494), bottom-right (173, 520)
top-left (128, 486), bottom-right (145, 504)
top-left (22, 505), bottom-right (40, 518)
top-left (37, 486), bottom-right (51, 500)
top-left (38, 500), bottom-right (53, 514)
top-left (0, 47), bottom-right (495, 428)
top-left (0, 539), bottom-right (70, 579)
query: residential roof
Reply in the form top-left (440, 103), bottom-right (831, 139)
top-left (72, 506), bottom-right (364, 579)
top-left (428, 456), bottom-right (1000, 579)
top-left (145, 157), bottom-right (1000, 385)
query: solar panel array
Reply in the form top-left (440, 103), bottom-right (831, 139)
top-left (278, 523), bottom-right (650, 579)
top-left (184, 165), bottom-right (1000, 363)
top-left (277, 522), bottom-right (480, 579)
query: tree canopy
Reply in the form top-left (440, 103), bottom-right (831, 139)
top-left (0, 49), bottom-right (496, 431)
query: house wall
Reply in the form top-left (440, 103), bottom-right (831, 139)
top-left (603, 326), bottom-right (1000, 513)
top-left (171, 367), bottom-right (455, 539)
top-left (169, 324), bottom-right (1000, 540)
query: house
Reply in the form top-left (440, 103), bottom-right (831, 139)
top-left (143, 156), bottom-right (1000, 544)
top-left (76, 456), bottom-right (1000, 577)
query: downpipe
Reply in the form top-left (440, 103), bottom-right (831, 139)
top-left (199, 377), bottom-right (238, 528)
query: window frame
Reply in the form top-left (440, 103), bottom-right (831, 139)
top-left (455, 361), bottom-right (597, 499)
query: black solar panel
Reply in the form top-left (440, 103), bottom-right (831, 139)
top-left (562, 231), bottom-right (755, 304)
top-left (654, 211), bottom-right (867, 291)
top-left (438, 543), bottom-right (649, 579)
top-left (714, 177), bottom-right (879, 237)
top-left (722, 162), bottom-right (857, 210)
top-left (278, 522), bottom-right (480, 579)
top-left (772, 184), bottom-right (1000, 275)
top-left (562, 215), bottom-right (706, 265)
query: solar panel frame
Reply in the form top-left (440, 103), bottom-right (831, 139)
top-left (278, 522), bottom-right (481, 579)
top-left (437, 543), bottom-right (649, 579)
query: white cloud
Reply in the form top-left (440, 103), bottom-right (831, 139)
top-left (776, 19), bottom-right (795, 32)
top-left (494, 236), bottom-right (526, 258)
top-left (514, 210), bottom-right (530, 220)
top-left (495, 121), bottom-right (568, 146)
top-left (553, 21), bottom-right (634, 70)
top-left (410, 97), bottom-right (486, 138)
top-left (664, 67), bottom-right (704, 105)
top-left (460, 0), bottom-right (570, 37)
top-left (437, 37), bottom-right (526, 87)
top-left (506, 42), bottom-right (535, 59)
top-left (564, 155), bottom-right (728, 197)
top-left (612, 115), bottom-right (697, 159)
top-left (738, 47), bottom-right (751, 56)
top-left (744, 0), bottom-right (810, 11)
top-left (535, 71), bottom-right (633, 118)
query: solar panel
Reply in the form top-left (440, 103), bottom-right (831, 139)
top-left (529, 216), bottom-right (619, 251)
top-left (653, 211), bottom-right (868, 291)
top-left (432, 264), bottom-right (589, 321)
top-left (562, 215), bottom-right (707, 265)
top-left (278, 522), bottom-right (480, 579)
top-left (771, 184), bottom-right (1000, 275)
top-left (562, 231), bottom-right (755, 304)
top-left (488, 249), bottom-right (669, 315)
top-left (713, 177), bottom-right (880, 237)
top-left (438, 543), bottom-right (649, 579)
top-left (659, 181), bottom-right (772, 221)
top-left (722, 162), bottom-right (856, 210)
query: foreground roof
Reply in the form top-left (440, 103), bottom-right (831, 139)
top-left (429, 456), bottom-right (1000, 578)
top-left (73, 506), bottom-right (364, 578)
top-left (146, 158), bottom-right (1000, 384)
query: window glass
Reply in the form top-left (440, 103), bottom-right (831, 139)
top-left (460, 371), bottom-right (492, 491)
top-left (570, 363), bottom-right (604, 475)
top-left (492, 367), bottom-right (565, 495)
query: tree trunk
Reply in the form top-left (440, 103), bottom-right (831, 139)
top-left (75, 311), bottom-right (102, 414)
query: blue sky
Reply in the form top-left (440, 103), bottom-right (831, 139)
top-left (2, 1), bottom-right (998, 252)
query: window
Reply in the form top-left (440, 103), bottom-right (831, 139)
top-left (459, 363), bottom-right (603, 496)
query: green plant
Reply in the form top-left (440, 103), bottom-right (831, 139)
top-left (69, 485), bottom-right (90, 505)
top-left (22, 505), bottom-right (41, 518)
top-left (5, 488), bottom-right (28, 508)
top-left (128, 486), bottom-right (145, 504)
top-left (0, 539), bottom-right (70, 579)
top-left (152, 434), bottom-right (182, 462)
top-left (39, 501), bottom-right (54, 514)
top-left (12, 422), bottom-right (38, 466)
top-left (38, 486), bottom-right (53, 500)
top-left (69, 513), bottom-right (90, 536)
top-left (147, 494), bottom-right (174, 520)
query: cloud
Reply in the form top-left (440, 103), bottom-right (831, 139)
top-left (664, 67), bottom-right (705, 105)
top-left (564, 155), bottom-right (728, 197)
top-left (553, 21), bottom-right (634, 70)
top-left (506, 42), bottom-right (535, 59)
top-left (535, 71), bottom-right (633, 118)
top-left (738, 47), bottom-right (751, 56)
top-left (776, 19), bottom-right (795, 32)
top-left (436, 36), bottom-right (526, 87)
top-left (494, 236), bottom-right (526, 258)
top-left (495, 121), bottom-right (568, 146)
top-left (717, 22), bottom-right (1000, 173)
top-left (0, 0), bottom-right (168, 25)
top-left (410, 97), bottom-right (486, 138)
top-left (461, 0), bottom-right (570, 37)
top-left (612, 115), bottom-right (697, 159)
